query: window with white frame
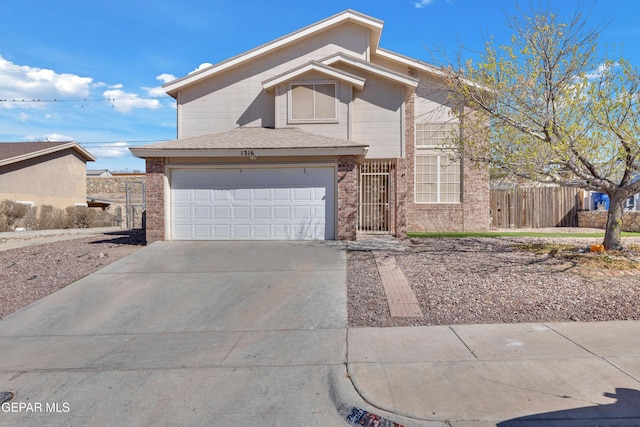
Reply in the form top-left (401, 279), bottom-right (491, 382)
top-left (415, 122), bottom-right (461, 203)
top-left (416, 122), bottom-right (459, 148)
top-left (289, 82), bottom-right (337, 122)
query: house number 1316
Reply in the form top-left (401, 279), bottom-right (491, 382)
top-left (241, 150), bottom-right (255, 156)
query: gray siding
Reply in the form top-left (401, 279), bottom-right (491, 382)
top-left (178, 23), bottom-right (370, 138)
top-left (351, 75), bottom-right (404, 158)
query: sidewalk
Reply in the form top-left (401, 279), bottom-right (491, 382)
top-left (347, 321), bottom-right (640, 426)
top-left (0, 227), bottom-right (122, 251)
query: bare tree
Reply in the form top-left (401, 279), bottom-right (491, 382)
top-left (444, 4), bottom-right (640, 249)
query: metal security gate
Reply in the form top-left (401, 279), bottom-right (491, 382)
top-left (358, 160), bottom-right (392, 232)
top-left (125, 181), bottom-right (146, 229)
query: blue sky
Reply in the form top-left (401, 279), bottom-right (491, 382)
top-left (1, 0), bottom-right (638, 172)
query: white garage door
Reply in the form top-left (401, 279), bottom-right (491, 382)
top-left (171, 167), bottom-right (335, 240)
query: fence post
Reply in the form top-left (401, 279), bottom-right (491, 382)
top-left (508, 190), bottom-right (515, 229)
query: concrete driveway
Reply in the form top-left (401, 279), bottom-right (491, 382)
top-left (0, 241), bottom-right (374, 426)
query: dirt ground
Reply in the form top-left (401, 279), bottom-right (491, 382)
top-left (0, 230), bottom-right (145, 319)
top-left (2, 231), bottom-right (639, 327)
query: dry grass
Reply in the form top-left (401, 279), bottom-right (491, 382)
top-left (514, 242), bottom-right (640, 271)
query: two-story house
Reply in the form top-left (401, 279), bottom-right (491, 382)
top-left (131, 9), bottom-right (490, 242)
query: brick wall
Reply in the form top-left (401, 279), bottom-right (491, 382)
top-left (86, 175), bottom-right (145, 228)
top-left (337, 156), bottom-right (358, 240)
top-left (145, 158), bottom-right (165, 242)
top-left (402, 72), bottom-right (490, 233)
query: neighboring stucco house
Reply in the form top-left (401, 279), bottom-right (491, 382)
top-left (0, 141), bottom-right (96, 209)
top-left (132, 9), bottom-right (489, 242)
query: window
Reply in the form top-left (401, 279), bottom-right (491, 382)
top-left (289, 82), bottom-right (337, 122)
top-left (416, 122), bottom-right (459, 148)
top-left (415, 122), bottom-right (461, 203)
top-left (415, 155), bottom-right (461, 203)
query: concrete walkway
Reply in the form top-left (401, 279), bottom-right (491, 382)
top-left (348, 321), bottom-right (640, 426)
top-left (0, 227), bottom-right (123, 251)
top-left (0, 241), bottom-right (436, 427)
top-left (3, 234), bottom-right (640, 426)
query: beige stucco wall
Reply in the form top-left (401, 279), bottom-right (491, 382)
top-left (177, 22), bottom-right (371, 138)
top-left (0, 150), bottom-right (88, 209)
top-left (351, 73), bottom-right (404, 158)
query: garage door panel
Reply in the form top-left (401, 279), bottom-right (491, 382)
top-left (213, 189), bottom-right (231, 201)
top-left (273, 188), bottom-right (290, 201)
top-left (214, 206), bottom-right (232, 220)
top-left (274, 224), bottom-right (292, 239)
top-left (273, 206), bottom-right (291, 220)
top-left (173, 224), bottom-right (191, 239)
top-left (193, 189), bottom-right (211, 202)
top-left (171, 167), bottom-right (334, 240)
top-left (193, 224), bottom-right (212, 239)
top-left (293, 188), bottom-right (312, 201)
top-left (253, 205), bottom-right (270, 219)
top-left (213, 224), bottom-right (232, 239)
top-left (313, 206), bottom-right (325, 219)
top-left (173, 205), bottom-right (191, 221)
top-left (173, 189), bottom-right (191, 202)
top-left (233, 224), bottom-right (251, 238)
top-left (193, 206), bottom-right (212, 220)
top-left (293, 205), bottom-right (312, 219)
top-left (233, 188), bottom-right (250, 201)
top-left (313, 188), bottom-right (326, 201)
top-left (233, 206), bottom-right (250, 220)
top-left (253, 224), bottom-right (271, 238)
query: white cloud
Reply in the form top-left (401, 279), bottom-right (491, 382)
top-left (585, 62), bottom-right (619, 80)
top-left (189, 63), bottom-right (213, 74)
top-left (142, 73), bottom-right (176, 98)
top-left (103, 89), bottom-right (161, 113)
top-left (87, 141), bottom-right (131, 158)
top-left (44, 133), bottom-right (74, 141)
top-left (23, 132), bottom-right (74, 142)
top-left (157, 73), bottom-right (176, 84)
top-left (413, 0), bottom-right (434, 8)
top-left (0, 55), bottom-right (92, 108)
top-left (19, 112), bottom-right (28, 122)
top-left (143, 86), bottom-right (167, 97)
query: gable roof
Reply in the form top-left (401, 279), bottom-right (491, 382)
top-left (262, 61), bottom-right (367, 92)
top-left (320, 52), bottom-right (419, 88)
top-left (0, 141), bottom-right (96, 167)
top-left (163, 10), bottom-right (449, 99)
top-left (130, 127), bottom-right (368, 158)
top-left (163, 10), bottom-right (384, 97)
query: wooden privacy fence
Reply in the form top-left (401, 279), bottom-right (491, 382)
top-left (490, 187), bottom-right (581, 229)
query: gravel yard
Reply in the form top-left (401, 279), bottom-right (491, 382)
top-left (348, 236), bottom-right (640, 327)
top-left (0, 230), bottom-right (144, 319)
top-left (2, 231), bottom-right (639, 327)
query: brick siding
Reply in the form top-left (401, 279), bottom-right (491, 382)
top-left (145, 158), bottom-right (165, 242)
top-left (402, 69), bottom-right (490, 233)
top-left (337, 156), bottom-right (358, 240)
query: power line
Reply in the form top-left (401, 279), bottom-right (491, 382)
top-left (0, 97), bottom-right (168, 103)
top-left (77, 139), bottom-right (171, 147)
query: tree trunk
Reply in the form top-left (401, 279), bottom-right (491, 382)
top-left (603, 194), bottom-right (624, 250)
